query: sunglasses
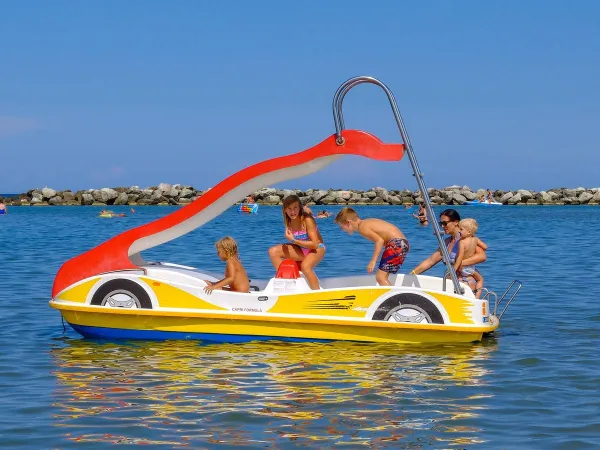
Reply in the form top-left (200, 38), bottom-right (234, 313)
top-left (439, 221), bottom-right (453, 227)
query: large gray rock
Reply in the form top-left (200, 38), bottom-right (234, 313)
top-left (539, 191), bottom-right (555, 203)
top-left (517, 190), bottom-right (533, 201)
top-left (49, 196), bottom-right (64, 205)
top-left (42, 187), bottom-right (56, 200)
top-left (461, 190), bottom-right (477, 201)
top-left (507, 193), bottom-right (522, 204)
top-left (150, 190), bottom-right (165, 203)
top-left (500, 192), bottom-right (513, 203)
top-left (93, 188), bottom-right (118, 203)
top-left (140, 189), bottom-right (154, 199)
top-left (257, 187), bottom-right (277, 198)
top-left (179, 188), bottom-right (194, 199)
top-left (127, 193), bottom-right (140, 203)
top-left (332, 190), bottom-right (353, 200)
top-left (388, 195), bottom-right (402, 205)
top-left (263, 195), bottom-right (281, 205)
top-left (114, 192), bottom-right (129, 205)
top-left (300, 196), bottom-right (313, 205)
top-left (373, 187), bottom-right (389, 202)
top-left (564, 197), bottom-right (579, 205)
top-left (157, 183), bottom-right (171, 192)
top-left (101, 188), bottom-right (118, 201)
top-left (350, 193), bottom-right (362, 203)
top-left (310, 190), bottom-right (328, 203)
top-left (162, 187), bottom-right (180, 198)
top-left (81, 193), bottom-right (94, 205)
top-left (578, 192), bottom-right (593, 204)
top-left (61, 191), bottom-right (76, 202)
top-left (280, 189), bottom-right (295, 199)
top-left (364, 190), bottom-right (377, 199)
top-left (449, 193), bottom-right (467, 204)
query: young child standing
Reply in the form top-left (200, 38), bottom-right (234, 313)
top-left (453, 218), bottom-right (487, 298)
top-left (204, 236), bottom-right (250, 294)
top-left (335, 207), bottom-right (410, 286)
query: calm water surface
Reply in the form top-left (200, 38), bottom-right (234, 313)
top-left (0, 205), bottom-right (598, 448)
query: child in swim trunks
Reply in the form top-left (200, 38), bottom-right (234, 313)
top-left (204, 236), bottom-right (250, 294)
top-left (335, 207), bottom-right (409, 286)
top-left (453, 218), bottom-right (487, 298)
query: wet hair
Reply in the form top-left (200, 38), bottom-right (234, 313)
top-left (282, 195), bottom-right (308, 228)
top-left (334, 207), bottom-right (359, 224)
top-left (215, 236), bottom-right (239, 259)
top-left (459, 218), bottom-right (478, 234)
top-left (440, 208), bottom-right (461, 222)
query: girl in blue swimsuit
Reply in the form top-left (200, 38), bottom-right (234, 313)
top-left (268, 195), bottom-right (325, 290)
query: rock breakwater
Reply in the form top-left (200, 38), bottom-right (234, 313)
top-left (2, 184), bottom-right (600, 206)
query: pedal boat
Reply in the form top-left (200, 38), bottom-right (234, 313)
top-left (50, 76), bottom-right (520, 344)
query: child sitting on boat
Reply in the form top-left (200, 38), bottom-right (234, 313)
top-left (335, 207), bottom-right (409, 286)
top-left (204, 236), bottom-right (250, 294)
top-left (453, 218), bottom-right (487, 298)
top-left (268, 195), bottom-right (325, 290)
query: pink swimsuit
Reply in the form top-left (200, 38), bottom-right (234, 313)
top-left (291, 227), bottom-right (325, 256)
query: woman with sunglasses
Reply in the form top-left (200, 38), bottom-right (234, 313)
top-left (409, 209), bottom-right (486, 279)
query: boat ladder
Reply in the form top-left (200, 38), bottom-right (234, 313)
top-left (481, 280), bottom-right (522, 319)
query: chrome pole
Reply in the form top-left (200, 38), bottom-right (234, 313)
top-left (332, 76), bottom-right (463, 294)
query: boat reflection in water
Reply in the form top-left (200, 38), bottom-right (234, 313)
top-left (51, 338), bottom-right (498, 447)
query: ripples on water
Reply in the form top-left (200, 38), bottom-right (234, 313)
top-left (0, 205), bottom-right (599, 448)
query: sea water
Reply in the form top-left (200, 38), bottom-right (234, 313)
top-left (0, 205), bottom-right (598, 448)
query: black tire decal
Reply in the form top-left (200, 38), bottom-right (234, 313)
top-left (372, 293), bottom-right (444, 324)
top-left (90, 279), bottom-right (153, 309)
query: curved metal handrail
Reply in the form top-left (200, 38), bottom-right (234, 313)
top-left (331, 76), bottom-right (463, 295)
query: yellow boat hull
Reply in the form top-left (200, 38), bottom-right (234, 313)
top-left (52, 302), bottom-right (498, 344)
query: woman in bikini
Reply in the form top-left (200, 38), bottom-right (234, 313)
top-left (410, 209), bottom-right (487, 294)
top-left (268, 195), bottom-right (325, 290)
top-left (412, 202), bottom-right (428, 225)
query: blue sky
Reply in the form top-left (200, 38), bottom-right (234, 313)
top-left (1, 0), bottom-right (599, 193)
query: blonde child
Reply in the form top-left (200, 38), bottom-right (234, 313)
top-left (204, 236), bottom-right (250, 294)
top-left (335, 207), bottom-right (409, 286)
top-left (453, 218), bottom-right (487, 298)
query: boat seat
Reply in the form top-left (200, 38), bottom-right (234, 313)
top-left (275, 259), bottom-right (301, 279)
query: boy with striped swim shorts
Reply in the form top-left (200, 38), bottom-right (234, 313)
top-left (335, 207), bottom-right (410, 286)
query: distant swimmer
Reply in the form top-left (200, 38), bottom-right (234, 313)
top-left (0, 202), bottom-right (6, 215)
top-left (412, 202), bottom-right (428, 226)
